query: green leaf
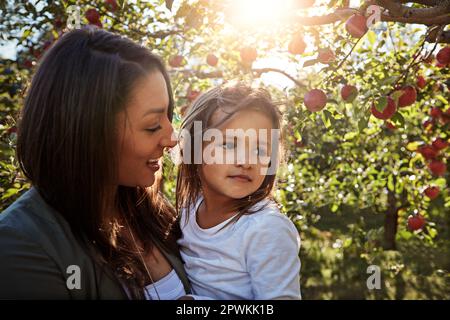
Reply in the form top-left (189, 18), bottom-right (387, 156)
top-left (391, 112), bottom-right (405, 127)
top-left (435, 95), bottom-right (448, 105)
top-left (375, 96), bottom-right (387, 112)
top-left (344, 132), bottom-right (358, 141)
top-left (428, 228), bottom-right (437, 239)
top-left (358, 116), bottom-right (369, 132)
top-left (380, 76), bottom-right (398, 86)
top-left (397, 230), bottom-right (412, 241)
top-left (387, 174), bottom-right (395, 192)
top-left (391, 90), bottom-right (403, 105)
top-left (1, 188), bottom-right (19, 200)
top-left (303, 59), bottom-right (319, 68)
top-left (406, 141), bottom-right (420, 151)
top-left (367, 30), bottom-right (376, 46)
top-left (321, 110), bottom-right (331, 128)
top-left (331, 203), bottom-right (339, 212)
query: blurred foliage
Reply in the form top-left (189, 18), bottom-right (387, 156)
top-left (1, 0), bottom-right (449, 299)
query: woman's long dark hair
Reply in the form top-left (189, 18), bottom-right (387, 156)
top-left (16, 27), bottom-right (178, 299)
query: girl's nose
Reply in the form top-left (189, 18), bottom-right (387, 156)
top-left (236, 147), bottom-right (252, 169)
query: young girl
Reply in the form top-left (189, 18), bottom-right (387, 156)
top-left (176, 83), bottom-right (301, 300)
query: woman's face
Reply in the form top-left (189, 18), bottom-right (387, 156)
top-left (116, 71), bottom-right (176, 188)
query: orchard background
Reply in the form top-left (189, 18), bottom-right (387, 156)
top-left (1, 0), bottom-right (449, 299)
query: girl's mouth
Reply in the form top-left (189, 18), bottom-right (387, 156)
top-left (228, 174), bottom-right (252, 182)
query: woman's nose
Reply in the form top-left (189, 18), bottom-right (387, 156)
top-left (161, 125), bottom-right (178, 149)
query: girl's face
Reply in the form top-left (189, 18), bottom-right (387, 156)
top-left (116, 71), bottom-right (176, 188)
top-left (200, 108), bottom-right (274, 200)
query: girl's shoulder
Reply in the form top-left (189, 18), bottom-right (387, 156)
top-left (240, 199), bottom-right (300, 250)
top-left (243, 199), bottom-right (296, 230)
top-left (180, 197), bottom-right (203, 218)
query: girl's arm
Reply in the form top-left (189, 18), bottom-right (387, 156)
top-left (244, 213), bottom-right (301, 300)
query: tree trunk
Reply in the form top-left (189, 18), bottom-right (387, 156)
top-left (383, 190), bottom-right (398, 250)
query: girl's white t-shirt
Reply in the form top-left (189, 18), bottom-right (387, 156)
top-left (177, 197), bottom-right (301, 300)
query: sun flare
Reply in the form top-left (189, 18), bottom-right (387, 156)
top-left (228, 0), bottom-right (327, 30)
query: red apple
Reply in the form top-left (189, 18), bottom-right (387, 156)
top-left (318, 48), bottom-right (335, 64)
top-left (345, 14), bottom-right (368, 38)
top-left (23, 60), bottom-right (33, 69)
top-left (428, 160), bottom-right (446, 176)
top-left (430, 107), bottom-right (442, 119)
top-left (441, 109), bottom-right (450, 124)
top-left (187, 88), bottom-right (200, 102)
top-left (240, 47), bottom-right (257, 65)
top-left (54, 17), bottom-right (64, 29)
top-left (91, 20), bottom-right (103, 28)
top-left (295, 139), bottom-right (305, 148)
top-left (386, 121), bottom-right (397, 130)
top-left (397, 86), bottom-right (417, 107)
top-left (168, 55), bottom-right (184, 68)
top-left (371, 97), bottom-right (396, 120)
top-left (436, 47), bottom-right (450, 65)
top-left (105, 0), bottom-right (118, 12)
top-left (424, 186), bottom-right (440, 200)
top-left (340, 85), bottom-right (358, 102)
top-left (7, 126), bottom-right (17, 135)
top-left (288, 36), bottom-right (306, 55)
top-left (416, 76), bottom-right (426, 89)
top-left (418, 145), bottom-right (439, 160)
top-left (304, 89), bottom-right (327, 112)
top-left (407, 214), bottom-right (426, 231)
top-left (206, 54), bottom-right (218, 67)
top-left (423, 54), bottom-right (434, 64)
top-left (31, 48), bottom-right (42, 59)
top-left (85, 8), bottom-right (100, 24)
top-left (42, 40), bottom-right (53, 51)
top-left (432, 137), bottom-right (448, 150)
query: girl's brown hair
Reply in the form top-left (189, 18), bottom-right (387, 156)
top-left (176, 83), bottom-right (283, 225)
top-left (17, 27), bottom-right (178, 299)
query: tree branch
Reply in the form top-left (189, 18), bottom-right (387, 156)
top-left (251, 68), bottom-right (306, 87)
top-left (426, 30), bottom-right (450, 43)
top-left (376, 0), bottom-right (450, 19)
top-left (298, 8), bottom-right (359, 26)
top-left (297, 6), bottom-right (450, 26)
top-left (398, 0), bottom-right (440, 6)
top-left (170, 69), bottom-right (224, 79)
top-left (380, 13), bottom-right (450, 25)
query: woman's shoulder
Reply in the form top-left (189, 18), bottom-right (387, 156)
top-left (0, 187), bottom-right (65, 237)
top-left (0, 187), bottom-right (128, 299)
top-left (0, 187), bottom-right (87, 268)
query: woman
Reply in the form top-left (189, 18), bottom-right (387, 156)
top-left (0, 27), bottom-right (189, 299)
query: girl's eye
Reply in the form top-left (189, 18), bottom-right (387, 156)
top-left (146, 125), bottom-right (162, 133)
top-left (258, 148), bottom-right (268, 156)
top-left (222, 142), bottom-right (235, 149)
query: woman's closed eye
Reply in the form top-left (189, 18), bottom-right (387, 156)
top-left (145, 125), bottom-right (162, 133)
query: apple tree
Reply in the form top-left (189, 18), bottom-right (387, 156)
top-left (1, 0), bottom-right (449, 298)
